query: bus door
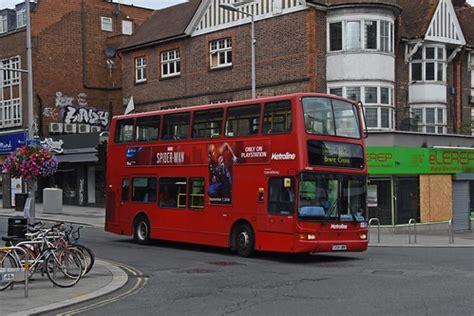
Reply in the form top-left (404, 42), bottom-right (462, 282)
top-left (266, 177), bottom-right (296, 234)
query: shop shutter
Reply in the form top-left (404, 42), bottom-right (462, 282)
top-left (452, 181), bottom-right (470, 231)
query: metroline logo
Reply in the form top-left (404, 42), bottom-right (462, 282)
top-left (271, 152), bottom-right (296, 160)
top-left (330, 224), bottom-right (348, 230)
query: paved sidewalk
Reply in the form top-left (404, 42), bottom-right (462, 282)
top-left (0, 205), bottom-right (127, 315)
top-left (368, 230), bottom-right (474, 247)
top-left (0, 203), bottom-right (105, 227)
top-left (0, 259), bottom-right (127, 316)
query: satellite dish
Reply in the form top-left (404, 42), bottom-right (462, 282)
top-left (105, 47), bottom-right (116, 58)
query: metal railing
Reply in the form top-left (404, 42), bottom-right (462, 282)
top-left (448, 218), bottom-right (454, 244)
top-left (368, 218), bottom-right (380, 243)
top-left (408, 218), bottom-right (417, 244)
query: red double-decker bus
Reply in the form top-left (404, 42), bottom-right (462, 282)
top-left (105, 93), bottom-right (368, 256)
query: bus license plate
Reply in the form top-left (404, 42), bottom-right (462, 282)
top-left (332, 244), bottom-right (347, 251)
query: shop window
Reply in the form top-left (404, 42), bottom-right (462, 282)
top-left (192, 109), bottom-right (223, 139)
top-left (132, 177), bottom-right (157, 203)
top-left (189, 178), bottom-right (205, 209)
top-left (262, 100), bottom-right (292, 134)
top-left (225, 104), bottom-right (261, 136)
top-left (159, 177), bottom-right (186, 209)
top-left (395, 177), bottom-right (420, 225)
top-left (367, 178), bottom-right (392, 225)
top-left (268, 177), bottom-right (295, 215)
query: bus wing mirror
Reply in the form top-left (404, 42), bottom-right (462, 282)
top-left (357, 101), bottom-right (369, 139)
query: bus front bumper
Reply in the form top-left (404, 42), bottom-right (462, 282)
top-left (294, 239), bottom-right (369, 253)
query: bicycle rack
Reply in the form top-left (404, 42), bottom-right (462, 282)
top-left (368, 218), bottom-right (380, 243)
top-left (1, 246), bottom-right (29, 298)
top-left (448, 218), bottom-right (454, 244)
top-left (408, 218), bottom-right (417, 244)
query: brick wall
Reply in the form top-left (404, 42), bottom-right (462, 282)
top-left (0, 0), bottom-right (152, 136)
top-left (122, 10), bottom-right (316, 110)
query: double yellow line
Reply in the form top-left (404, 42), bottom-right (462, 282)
top-left (58, 261), bottom-right (148, 316)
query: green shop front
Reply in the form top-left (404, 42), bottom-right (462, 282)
top-left (367, 147), bottom-right (474, 231)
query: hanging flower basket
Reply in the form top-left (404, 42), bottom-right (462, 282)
top-left (3, 145), bottom-right (58, 181)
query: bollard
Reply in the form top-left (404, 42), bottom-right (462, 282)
top-left (368, 218), bottom-right (381, 243)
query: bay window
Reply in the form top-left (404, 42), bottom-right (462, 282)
top-left (328, 19), bottom-right (393, 53)
top-left (328, 85), bottom-right (394, 130)
top-left (410, 45), bottom-right (445, 82)
top-left (412, 105), bottom-right (446, 134)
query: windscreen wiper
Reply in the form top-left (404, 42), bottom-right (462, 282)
top-left (324, 198), bottom-right (338, 223)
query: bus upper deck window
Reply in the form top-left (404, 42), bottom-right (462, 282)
top-left (115, 119), bottom-right (134, 143)
top-left (263, 100), bottom-right (292, 134)
top-left (161, 112), bottom-right (190, 140)
top-left (136, 116), bottom-right (161, 142)
top-left (225, 104), bottom-right (261, 137)
top-left (192, 109), bottom-right (223, 139)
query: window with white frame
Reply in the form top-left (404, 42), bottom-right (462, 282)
top-left (16, 9), bottom-right (26, 28)
top-left (329, 85), bottom-right (394, 129)
top-left (0, 15), bottom-right (7, 33)
top-left (210, 38), bottom-right (232, 69)
top-left (101, 17), bottom-right (113, 32)
top-left (1, 56), bottom-right (20, 86)
top-left (161, 49), bottom-right (180, 78)
top-left (135, 56), bottom-right (147, 83)
top-left (412, 105), bottom-right (446, 134)
top-left (122, 20), bottom-right (133, 35)
top-left (471, 109), bottom-right (474, 136)
top-left (410, 45), bottom-right (445, 82)
top-left (0, 98), bottom-right (22, 127)
top-left (346, 21), bottom-right (361, 50)
top-left (328, 19), bottom-right (394, 53)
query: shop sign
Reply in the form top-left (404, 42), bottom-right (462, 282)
top-left (367, 147), bottom-right (474, 175)
top-left (0, 131), bottom-right (27, 154)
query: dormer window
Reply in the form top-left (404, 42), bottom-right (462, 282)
top-left (0, 15), bottom-right (7, 33)
top-left (409, 45), bottom-right (446, 83)
top-left (17, 9), bottom-right (26, 28)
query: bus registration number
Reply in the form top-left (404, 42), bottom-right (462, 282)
top-left (332, 244), bottom-right (347, 251)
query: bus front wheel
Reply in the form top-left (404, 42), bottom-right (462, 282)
top-left (133, 215), bottom-right (150, 245)
top-left (235, 223), bottom-right (255, 257)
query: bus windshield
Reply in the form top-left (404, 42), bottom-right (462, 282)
top-left (302, 97), bottom-right (360, 138)
top-left (298, 173), bottom-right (366, 221)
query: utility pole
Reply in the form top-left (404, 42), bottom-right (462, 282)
top-left (26, 0), bottom-right (36, 223)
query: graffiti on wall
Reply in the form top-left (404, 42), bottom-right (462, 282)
top-left (55, 92), bottom-right (109, 127)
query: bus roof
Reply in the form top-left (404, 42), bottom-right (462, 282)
top-left (113, 92), bottom-right (358, 121)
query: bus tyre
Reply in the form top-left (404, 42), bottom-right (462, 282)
top-left (133, 216), bottom-right (150, 245)
top-left (235, 224), bottom-right (255, 257)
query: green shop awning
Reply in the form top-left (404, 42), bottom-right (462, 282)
top-left (367, 147), bottom-right (474, 175)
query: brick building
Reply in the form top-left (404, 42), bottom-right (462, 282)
top-left (118, 0), bottom-right (473, 229)
top-left (0, 0), bottom-right (152, 207)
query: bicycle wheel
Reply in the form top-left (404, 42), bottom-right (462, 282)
top-left (72, 244), bottom-right (95, 275)
top-left (45, 249), bottom-right (83, 288)
top-left (67, 246), bottom-right (88, 277)
top-left (0, 251), bottom-right (19, 291)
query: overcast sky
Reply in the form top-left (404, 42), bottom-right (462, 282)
top-left (0, 0), bottom-right (473, 10)
top-left (0, 0), bottom-right (188, 10)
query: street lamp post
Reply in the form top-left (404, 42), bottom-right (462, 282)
top-left (219, 3), bottom-right (256, 99)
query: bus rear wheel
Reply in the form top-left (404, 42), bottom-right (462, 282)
top-left (235, 223), bottom-right (255, 257)
top-left (133, 215), bottom-right (150, 245)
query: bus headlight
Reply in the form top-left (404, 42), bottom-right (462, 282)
top-left (359, 233), bottom-right (367, 240)
top-left (297, 234), bottom-right (316, 240)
